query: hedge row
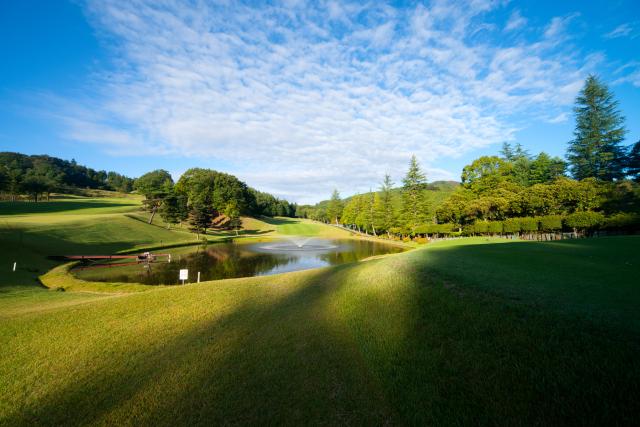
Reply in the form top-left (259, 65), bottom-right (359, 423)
top-left (413, 212), bottom-right (640, 236)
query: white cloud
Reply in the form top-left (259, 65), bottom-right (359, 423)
top-left (613, 62), bottom-right (640, 88)
top-left (604, 23), bottom-right (634, 39)
top-left (53, 0), bottom-right (594, 203)
top-left (504, 10), bottom-right (527, 32)
top-left (547, 112), bottom-right (568, 124)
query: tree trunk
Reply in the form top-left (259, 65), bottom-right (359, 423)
top-left (148, 206), bottom-right (157, 224)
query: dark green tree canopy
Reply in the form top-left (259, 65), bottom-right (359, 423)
top-left (567, 75), bottom-right (627, 181)
top-left (134, 169), bottom-right (174, 199)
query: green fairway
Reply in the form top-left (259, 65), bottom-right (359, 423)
top-left (1, 241), bottom-right (639, 424)
top-left (1, 197), bottom-right (639, 425)
top-left (260, 216), bottom-right (352, 237)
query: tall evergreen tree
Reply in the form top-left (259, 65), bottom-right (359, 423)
top-left (401, 155), bottom-right (427, 233)
top-left (627, 139), bottom-right (640, 182)
top-left (567, 75), bottom-right (627, 181)
top-left (374, 174), bottom-right (396, 236)
top-left (326, 189), bottom-right (342, 225)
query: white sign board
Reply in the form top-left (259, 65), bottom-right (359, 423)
top-left (179, 269), bottom-right (189, 281)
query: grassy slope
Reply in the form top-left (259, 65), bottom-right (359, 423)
top-left (0, 234), bottom-right (639, 424)
top-left (0, 197), bottom-right (307, 291)
top-left (259, 216), bottom-right (353, 238)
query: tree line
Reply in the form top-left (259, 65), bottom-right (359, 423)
top-left (300, 75), bottom-right (640, 239)
top-left (0, 152), bottom-right (134, 201)
top-left (134, 168), bottom-right (296, 236)
top-left (0, 153), bottom-right (297, 237)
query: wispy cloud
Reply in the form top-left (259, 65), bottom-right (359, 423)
top-left (53, 0), bottom-right (594, 202)
top-left (504, 10), bottom-right (527, 32)
top-left (604, 23), bottom-right (634, 39)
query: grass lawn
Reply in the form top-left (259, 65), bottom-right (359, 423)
top-left (260, 216), bottom-right (352, 238)
top-left (0, 227), bottom-right (640, 425)
top-left (1, 197), bottom-right (639, 425)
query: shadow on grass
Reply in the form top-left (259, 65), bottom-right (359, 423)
top-left (0, 201), bottom-right (137, 215)
top-left (258, 216), bottom-right (299, 226)
top-left (4, 238), bottom-right (640, 425)
top-left (4, 266), bottom-right (392, 425)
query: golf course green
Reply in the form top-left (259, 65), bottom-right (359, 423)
top-left (1, 195), bottom-right (639, 425)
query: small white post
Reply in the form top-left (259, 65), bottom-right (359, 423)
top-left (13, 262), bottom-right (17, 272)
top-left (197, 272), bottom-right (201, 283)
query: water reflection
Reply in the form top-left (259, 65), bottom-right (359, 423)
top-left (74, 239), bottom-right (404, 285)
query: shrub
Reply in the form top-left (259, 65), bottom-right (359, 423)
top-left (602, 213), bottom-right (640, 230)
top-left (503, 218), bottom-right (520, 234)
top-left (474, 221), bottom-right (489, 234)
top-left (462, 225), bottom-right (475, 236)
top-left (564, 211), bottom-right (604, 230)
top-left (519, 217), bottom-right (539, 233)
top-left (435, 223), bottom-right (455, 234)
top-left (539, 215), bottom-right (563, 232)
top-left (487, 221), bottom-right (503, 234)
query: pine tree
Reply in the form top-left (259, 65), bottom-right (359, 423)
top-left (567, 75), bottom-right (627, 181)
top-left (326, 189), bottom-right (342, 225)
top-left (188, 202), bottom-right (212, 239)
top-left (401, 155), bottom-right (427, 233)
top-left (374, 174), bottom-right (396, 236)
top-left (627, 139), bottom-right (640, 182)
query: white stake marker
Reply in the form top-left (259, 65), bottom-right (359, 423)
top-left (13, 262), bottom-right (17, 272)
top-left (197, 272), bottom-right (201, 283)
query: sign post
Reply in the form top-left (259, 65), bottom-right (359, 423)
top-left (179, 269), bottom-right (188, 285)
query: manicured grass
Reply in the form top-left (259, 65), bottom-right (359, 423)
top-left (0, 196), bottom-right (140, 216)
top-left (1, 236), bottom-right (639, 424)
top-left (261, 216), bottom-right (352, 237)
top-left (0, 196), bottom-right (282, 289)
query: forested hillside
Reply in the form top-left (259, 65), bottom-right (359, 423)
top-left (0, 152), bottom-right (134, 200)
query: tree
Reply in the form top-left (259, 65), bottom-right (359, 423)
top-left (188, 202), bottom-right (213, 239)
top-left (326, 189), bottom-right (342, 225)
top-left (627, 139), bottom-right (640, 182)
top-left (401, 155), bottom-right (428, 233)
top-left (461, 156), bottom-right (511, 193)
top-left (567, 75), bottom-right (627, 181)
top-left (224, 200), bottom-right (242, 236)
top-left (159, 191), bottom-right (184, 229)
top-left (528, 152), bottom-right (566, 185)
top-left (374, 174), bottom-right (396, 236)
top-left (134, 170), bottom-right (174, 223)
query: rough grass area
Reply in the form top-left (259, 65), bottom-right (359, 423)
top-left (1, 236), bottom-right (639, 425)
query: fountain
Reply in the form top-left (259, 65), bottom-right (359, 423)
top-left (259, 236), bottom-right (338, 252)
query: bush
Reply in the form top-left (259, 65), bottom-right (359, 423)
top-left (519, 217), bottom-right (539, 233)
top-left (503, 218), bottom-right (520, 234)
top-left (415, 223), bottom-right (455, 235)
top-left (539, 215), bottom-right (563, 232)
top-left (487, 221), bottom-right (503, 234)
top-left (602, 213), bottom-right (640, 231)
top-left (564, 211), bottom-right (604, 230)
top-left (474, 221), bottom-right (489, 234)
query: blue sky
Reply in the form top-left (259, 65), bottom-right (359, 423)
top-left (1, 0), bottom-right (639, 203)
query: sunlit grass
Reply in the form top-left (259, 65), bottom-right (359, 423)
top-left (2, 238), bottom-right (639, 424)
top-left (1, 195), bottom-right (639, 424)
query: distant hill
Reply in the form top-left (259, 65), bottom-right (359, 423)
top-left (0, 152), bottom-right (134, 201)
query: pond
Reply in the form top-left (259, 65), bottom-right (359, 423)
top-left (72, 238), bottom-right (406, 285)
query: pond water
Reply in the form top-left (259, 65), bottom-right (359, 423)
top-left (73, 238), bottom-right (405, 285)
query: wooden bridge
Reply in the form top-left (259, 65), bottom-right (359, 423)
top-left (58, 252), bottom-right (171, 269)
